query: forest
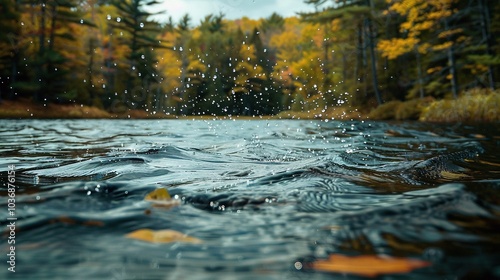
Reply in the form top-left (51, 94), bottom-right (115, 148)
top-left (0, 0), bottom-right (499, 119)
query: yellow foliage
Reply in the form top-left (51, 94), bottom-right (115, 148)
top-left (301, 22), bottom-right (322, 48)
top-left (465, 63), bottom-right (489, 75)
top-left (386, 0), bottom-right (460, 53)
top-left (381, 0), bottom-right (460, 60)
top-left (377, 37), bottom-right (419, 59)
top-left (187, 59), bottom-right (207, 72)
top-left (432, 41), bottom-right (453, 51)
top-left (229, 17), bottom-right (261, 33)
top-left (426, 66), bottom-right (442, 74)
top-left (331, 19), bottom-right (342, 33)
top-left (438, 28), bottom-right (463, 39)
top-left (368, 100), bottom-right (402, 120)
top-left (417, 43), bottom-right (431, 54)
top-left (420, 89), bottom-right (500, 122)
top-left (126, 229), bottom-right (202, 244)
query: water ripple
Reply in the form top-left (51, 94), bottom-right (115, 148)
top-left (0, 119), bottom-right (499, 279)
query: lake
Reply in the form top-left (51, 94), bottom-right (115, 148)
top-left (1, 119), bottom-right (499, 279)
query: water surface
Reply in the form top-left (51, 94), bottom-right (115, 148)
top-left (1, 119), bottom-right (499, 279)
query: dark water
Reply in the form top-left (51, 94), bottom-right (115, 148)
top-left (1, 119), bottom-right (499, 279)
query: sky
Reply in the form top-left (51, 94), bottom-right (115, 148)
top-left (151, 0), bottom-right (320, 25)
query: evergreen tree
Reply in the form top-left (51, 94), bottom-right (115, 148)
top-left (111, 0), bottom-right (164, 109)
top-left (0, 0), bottom-right (21, 101)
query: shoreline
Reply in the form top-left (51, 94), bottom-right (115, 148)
top-left (1, 92), bottom-right (499, 123)
top-left (0, 98), bottom-right (367, 121)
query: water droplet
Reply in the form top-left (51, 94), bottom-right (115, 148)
top-left (116, 17), bottom-right (121, 23)
top-left (107, 14), bottom-right (111, 20)
top-left (140, 22), bottom-right (144, 28)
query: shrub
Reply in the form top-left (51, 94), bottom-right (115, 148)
top-left (420, 88), bottom-right (500, 122)
top-left (368, 100), bottom-right (402, 120)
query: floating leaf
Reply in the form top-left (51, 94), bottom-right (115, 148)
top-left (311, 254), bottom-right (431, 277)
top-left (144, 188), bottom-right (180, 209)
top-left (126, 229), bottom-right (202, 244)
top-left (145, 188), bottom-right (171, 200)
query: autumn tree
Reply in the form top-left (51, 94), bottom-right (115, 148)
top-left (18, 1), bottom-right (95, 102)
top-left (381, 0), bottom-right (464, 98)
top-left (301, 0), bottom-right (384, 106)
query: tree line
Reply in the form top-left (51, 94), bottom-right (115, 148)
top-left (0, 0), bottom-right (498, 116)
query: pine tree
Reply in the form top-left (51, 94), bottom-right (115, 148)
top-left (111, 0), bottom-right (164, 109)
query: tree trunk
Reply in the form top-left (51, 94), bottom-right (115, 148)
top-left (366, 18), bottom-right (383, 105)
top-left (445, 20), bottom-right (459, 98)
top-left (415, 46), bottom-right (425, 99)
top-left (478, 0), bottom-right (495, 89)
top-left (35, 1), bottom-right (47, 102)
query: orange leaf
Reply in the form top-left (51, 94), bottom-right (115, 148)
top-left (311, 254), bottom-right (431, 277)
top-left (126, 229), bottom-right (202, 244)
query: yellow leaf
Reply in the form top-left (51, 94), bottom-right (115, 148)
top-left (145, 188), bottom-right (181, 209)
top-left (311, 254), bottom-right (430, 277)
top-left (145, 188), bottom-right (171, 200)
top-left (126, 229), bottom-right (202, 244)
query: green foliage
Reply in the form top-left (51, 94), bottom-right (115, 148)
top-left (110, 0), bottom-right (164, 110)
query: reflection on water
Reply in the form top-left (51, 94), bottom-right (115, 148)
top-left (1, 120), bottom-right (499, 279)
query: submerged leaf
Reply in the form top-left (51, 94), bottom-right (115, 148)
top-left (126, 229), bottom-right (202, 244)
top-left (311, 254), bottom-right (430, 277)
